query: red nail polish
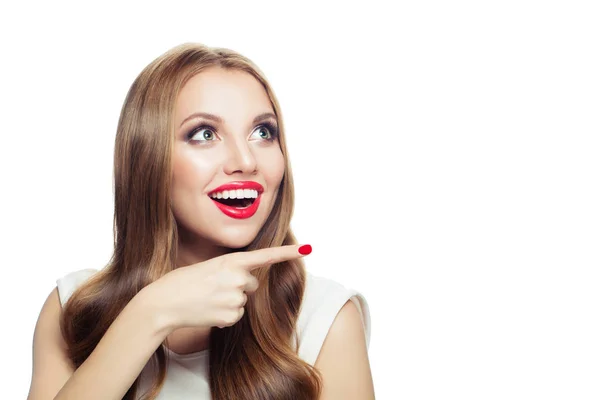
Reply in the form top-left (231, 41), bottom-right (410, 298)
top-left (298, 244), bottom-right (312, 255)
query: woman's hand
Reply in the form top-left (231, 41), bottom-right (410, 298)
top-left (149, 244), bottom-right (312, 331)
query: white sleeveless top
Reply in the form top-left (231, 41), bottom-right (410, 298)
top-left (56, 268), bottom-right (371, 399)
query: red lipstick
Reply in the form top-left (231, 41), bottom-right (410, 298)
top-left (208, 181), bottom-right (264, 219)
top-left (208, 181), bottom-right (264, 195)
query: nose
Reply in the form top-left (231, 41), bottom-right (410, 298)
top-left (223, 137), bottom-right (258, 175)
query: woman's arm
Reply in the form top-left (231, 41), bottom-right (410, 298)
top-left (314, 299), bottom-right (376, 400)
top-left (27, 284), bottom-right (172, 400)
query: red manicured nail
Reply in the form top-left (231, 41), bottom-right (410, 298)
top-left (298, 244), bottom-right (312, 255)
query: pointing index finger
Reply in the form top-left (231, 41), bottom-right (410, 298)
top-left (229, 244), bottom-right (312, 271)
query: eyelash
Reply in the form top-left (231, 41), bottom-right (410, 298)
top-left (185, 121), bottom-right (279, 144)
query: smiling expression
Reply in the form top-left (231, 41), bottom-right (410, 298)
top-left (171, 67), bottom-right (285, 249)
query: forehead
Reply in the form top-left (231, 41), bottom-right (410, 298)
top-left (174, 67), bottom-right (273, 125)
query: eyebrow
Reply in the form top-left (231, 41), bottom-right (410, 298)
top-left (179, 112), bottom-right (277, 128)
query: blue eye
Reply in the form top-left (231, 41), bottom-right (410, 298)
top-left (186, 124), bottom-right (218, 143)
top-left (250, 122), bottom-right (279, 142)
top-left (185, 121), bottom-right (279, 144)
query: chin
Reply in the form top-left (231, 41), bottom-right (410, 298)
top-left (211, 227), bottom-right (260, 249)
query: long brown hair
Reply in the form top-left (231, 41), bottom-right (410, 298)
top-left (59, 42), bottom-right (323, 399)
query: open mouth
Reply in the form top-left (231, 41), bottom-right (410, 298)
top-left (211, 197), bottom-right (256, 208)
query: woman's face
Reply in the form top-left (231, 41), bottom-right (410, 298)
top-left (171, 67), bottom-right (285, 251)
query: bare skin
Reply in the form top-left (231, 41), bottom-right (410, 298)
top-left (26, 64), bottom-right (375, 399)
top-left (27, 243), bottom-right (309, 400)
top-left (167, 67), bottom-right (285, 354)
top-left (26, 67), bottom-right (291, 399)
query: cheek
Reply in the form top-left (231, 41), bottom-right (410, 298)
top-left (172, 149), bottom-right (218, 189)
top-left (171, 153), bottom-right (218, 223)
top-left (262, 150), bottom-right (285, 186)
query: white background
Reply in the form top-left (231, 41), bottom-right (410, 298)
top-left (1, 1), bottom-right (599, 399)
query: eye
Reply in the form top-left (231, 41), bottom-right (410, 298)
top-left (250, 122), bottom-right (279, 142)
top-left (185, 121), bottom-right (279, 144)
top-left (186, 124), bottom-right (218, 144)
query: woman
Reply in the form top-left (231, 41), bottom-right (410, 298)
top-left (27, 42), bottom-right (374, 400)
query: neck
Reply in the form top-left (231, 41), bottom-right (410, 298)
top-left (174, 226), bottom-right (231, 268)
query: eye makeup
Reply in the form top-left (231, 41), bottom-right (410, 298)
top-left (185, 121), bottom-right (279, 144)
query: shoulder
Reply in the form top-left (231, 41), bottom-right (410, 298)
top-left (295, 271), bottom-right (371, 366)
top-left (29, 269), bottom-right (99, 394)
top-left (55, 268), bottom-right (100, 307)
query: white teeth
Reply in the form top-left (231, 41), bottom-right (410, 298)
top-left (210, 189), bottom-right (259, 199)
